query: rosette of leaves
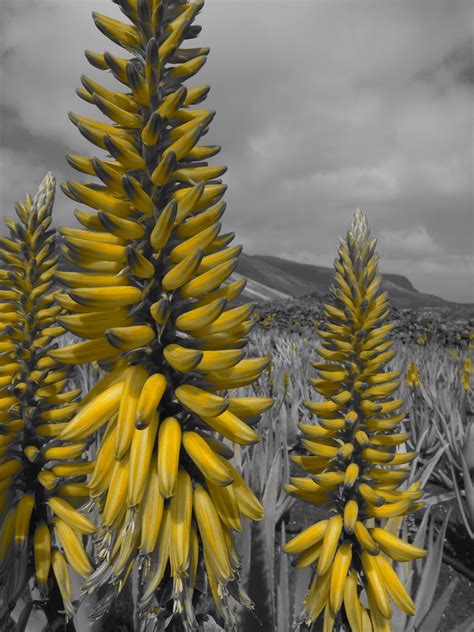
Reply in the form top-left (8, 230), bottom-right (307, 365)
top-left (284, 210), bottom-right (426, 631)
top-left (52, 1), bottom-right (271, 628)
top-left (0, 174), bottom-right (94, 628)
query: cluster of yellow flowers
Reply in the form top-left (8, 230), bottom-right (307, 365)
top-left (48, 1), bottom-right (273, 626)
top-left (463, 354), bottom-right (472, 392)
top-left (406, 362), bottom-right (421, 389)
top-left (284, 211), bottom-right (425, 630)
top-left (0, 175), bottom-right (94, 620)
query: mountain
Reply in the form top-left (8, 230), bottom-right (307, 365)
top-left (235, 253), bottom-right (467, 309)
top-left (56, 246), bottom-right (470, 311)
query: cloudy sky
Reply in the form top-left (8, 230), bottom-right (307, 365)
top-left (0, 0), bottom-right (472, 302)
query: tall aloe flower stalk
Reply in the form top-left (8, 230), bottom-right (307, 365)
top-left (0, 174), bottom-right (94, 628)
top-left (284, 210), bottom-right (426, 631)
top-left (52, 0), bottom-right (271, 627)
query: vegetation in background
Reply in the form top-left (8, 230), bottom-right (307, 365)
top-left (244, 328), bottom-right (473, 632)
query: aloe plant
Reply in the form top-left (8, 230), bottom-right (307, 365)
top-left (391, 509), bottom-right (474, 632)
top-left (51, 0), bottom-right (272, 628)
top-left (284, 210), bottom-right (425, 631)
top-left (233, 399), bottom-right (301, 631)
top-left (0, 174), bottom-right (94, 630)
top-left (404, 347), bottom-right (474, 538)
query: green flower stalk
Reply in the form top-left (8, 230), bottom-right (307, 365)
top-left (284, 210), bottom-right (426, 631)
top-left (0, 174), bottom-right (94, 626)
top-left (52, 0), bottom-right (271, 627)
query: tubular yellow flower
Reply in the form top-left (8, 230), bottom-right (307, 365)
top-left (0, 174), bottom-right (93, 623)
top-left (285, 210), bottom-right (425, 631)
top-left (55, 0), bottom-right (269, 624)
top-left (34, 522), bottom-right (51, 594)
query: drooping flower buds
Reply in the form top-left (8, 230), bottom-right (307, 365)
top-left (0, 174), bottom-right (93, 621)
top-left (285, 210), bottom-right (425, 630)
top-left (53, 1), bottom-right (271, 626)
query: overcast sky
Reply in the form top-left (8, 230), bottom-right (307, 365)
top-left (0, 0), bottom-right (472, 302)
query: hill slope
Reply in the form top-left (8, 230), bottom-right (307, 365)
top-left (236, 253), bottom-right (462, 309)
top-left (57, 247), bottom-right (469, 311)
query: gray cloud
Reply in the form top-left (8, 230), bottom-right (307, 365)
top-left (415, 39), bottom-right (474, 86)
top-left (0, 0), bottom-right (472, 302)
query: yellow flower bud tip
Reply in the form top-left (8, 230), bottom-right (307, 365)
top-left (337, 443), bottom-right (354, 459)
top-left (24, 445), bottom-right (40, 462)
top-left (344, 411), bottom-right (358, 426)
top-left (354, 431), bottom-right (369, 447)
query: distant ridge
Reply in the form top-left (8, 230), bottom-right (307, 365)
top-left (236, 253), bottom-right (469, 309)
top-left (56, 248), bottom-right (470, 311)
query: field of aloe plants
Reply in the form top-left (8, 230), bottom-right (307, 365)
top-left (3, 304), bottom-right (472, 631)
top-left (0, 0), bottom-right (473, 631)
top-left (241, 325), bottom-right (474, 632)
top-left (2, 203), bottom-right (472, 631)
